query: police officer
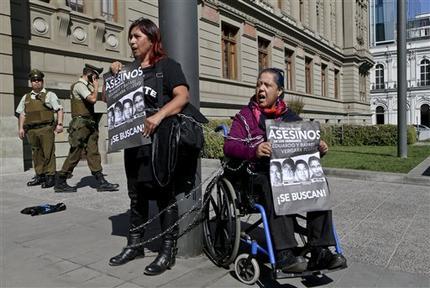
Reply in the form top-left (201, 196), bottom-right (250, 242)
top-left (16, 69), bottom-right (64, 188)
top-left (55, 64), bottom-right (118, 192)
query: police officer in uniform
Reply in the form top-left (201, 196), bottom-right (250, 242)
top-left (16, 69), bottom-right (64, 188)
top-left (55, 64), bottom-right (118, 192)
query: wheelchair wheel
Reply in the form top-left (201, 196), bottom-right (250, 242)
top-left (234, 253), bottom-right (260, 285)
top-left (203, 176), bottom-right (240, 267)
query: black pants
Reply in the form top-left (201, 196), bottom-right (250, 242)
top-left (127, 178), bottom-right (179, 241)
top-left (250, 173), bottom-right (336, 251)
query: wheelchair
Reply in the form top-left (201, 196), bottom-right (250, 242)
top-left (202, 127), bottom-right (346, 285)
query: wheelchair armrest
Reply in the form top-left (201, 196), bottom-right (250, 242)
top-left (214, 124), bottom-right (229, 137)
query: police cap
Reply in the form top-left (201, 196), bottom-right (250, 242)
top-left (84, 64), bottom-right (103, 76)
top-left (28, 69), bottom-right (45, 80)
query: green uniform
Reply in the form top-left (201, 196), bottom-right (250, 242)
top-left (16, 89), bottom-right (62, 176)
top-left (59, 79), bottom-right (102, 176)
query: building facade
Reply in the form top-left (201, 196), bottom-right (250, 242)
top-left (1, 0), bottom-right (373, 172)
top-left (369, 3), bottom-right (430, 126)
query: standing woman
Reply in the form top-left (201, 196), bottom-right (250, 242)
top-left (109, 18), bottom-right (190, 276)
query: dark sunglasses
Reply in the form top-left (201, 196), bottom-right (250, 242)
top-left (31, 78), bottom-right (43, 82)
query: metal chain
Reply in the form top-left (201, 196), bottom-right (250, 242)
top-left (125, 114), bottom-right (259, 249)
top-left (126, 170), bottom-right (222, 249)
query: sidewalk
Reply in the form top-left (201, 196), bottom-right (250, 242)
top-left (1, 160), bottom-right (429, 288)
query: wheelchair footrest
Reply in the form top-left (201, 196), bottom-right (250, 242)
top-left (274, 264), bottom-right (347, 279)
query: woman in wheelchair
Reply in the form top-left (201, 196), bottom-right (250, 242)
top-left (223, 68), bottom-right (346, 274)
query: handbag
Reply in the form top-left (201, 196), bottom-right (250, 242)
top-left (154, 59), bottom-right (208, 152)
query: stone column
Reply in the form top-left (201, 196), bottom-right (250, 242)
top-left (309, 0), bottom-right (317, 32)
top-left (336, 0), bottom-right (343, 47)
top-left (0, 0), bottom-right (24, 172)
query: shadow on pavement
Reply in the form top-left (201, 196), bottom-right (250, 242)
top-left (76, 175), bottom-right (98, 189)
top-left (109, 207), bottom-right (162, 253)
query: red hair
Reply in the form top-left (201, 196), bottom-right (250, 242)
top-left (128, 18), bottom-right (167, 65)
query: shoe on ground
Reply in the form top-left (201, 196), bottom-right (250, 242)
top-left (27, 174), bottom-right (45, 186)
top-left (307, 247), bottom-right (347, 271)
top-left (276, 249), bottom-right (307, 273)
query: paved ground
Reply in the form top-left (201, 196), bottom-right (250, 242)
top-left (1, 158), bottom-right (429, 288)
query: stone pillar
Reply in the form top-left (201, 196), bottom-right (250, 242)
top-left (291, 0), bottom-right (300, 23)
top-left (336, 0), bottom-right (343, 47)
top-left (309, 0), bottom-right (317, 32)
top-left (324, 0), bottom-right (331, 41)
top-left (0, 0), bottom-right (24, 172)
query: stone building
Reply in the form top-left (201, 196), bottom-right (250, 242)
top-left (1, 0), bottom-right (373, 172)
top-left (369, 8), bottom-right (430, 126)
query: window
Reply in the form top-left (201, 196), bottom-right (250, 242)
top-left (221, 23), bottom-right (238, 80)
top-left (420, 59), bottom-right (430, 86)
top-left (376, 106), bottom-right (385, 124)
top-left (305, 57), bottom-right (313, 94)
top-left (284, 49), bottom-right (294, 90)
top-left (375, 64), bottom-right (384, 89)
top-left (359, 73), bottom-right (367, 102)
top-left (66, 0), bottom-right (84, 13)
top-left (421, 104), bottom-right (430, 127)
top-left (334, 69), bottom-right (340, 99)
top-left (258, 37), bottom-right (270, 71)
top-left (101, 0), bottom-right (117, 22)
top-left (321, 63), bottom-right (327, 97)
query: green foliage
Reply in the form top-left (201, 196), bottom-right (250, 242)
top-left (202, 119), bottom-right (232, 159)
top-left (286, 97), bottom-right (305, 116)
top-left (320, 124), bottom-right (417, 146)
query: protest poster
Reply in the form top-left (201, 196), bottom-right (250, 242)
top-left (266, 120), bottom-right (331, 215)
top-left (103, 60), bottom-right (151, 152)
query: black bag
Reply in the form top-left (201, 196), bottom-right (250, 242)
top-left (154, 60), bottom-right (208, 152)
top-left (177, 114), bottom-right (204, 151)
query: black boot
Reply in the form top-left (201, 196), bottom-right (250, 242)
top-left (307, 247), bottom-right (347, 271)
top-left (54, 174), bottom-right (77, 193)
top-left (41, 175), bottom-right (55, 188)
top-left (109, 234), bottom-right (145, 266)
top-left (27, 174), bottom-right (45, 186)
top-left (276, 249), bottom-right (307, 273)
top-left (93, 171), bottom-right (119, 192)
top-left (144, 239), bottom-right (177, 275)
top-left (144, 203), bottom-right (178, 276)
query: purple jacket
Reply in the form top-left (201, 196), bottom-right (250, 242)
top-left (224, 104), bottom-right (301, 163)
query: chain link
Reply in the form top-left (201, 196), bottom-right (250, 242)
top-left (125, 115), bottom-right (259, 249)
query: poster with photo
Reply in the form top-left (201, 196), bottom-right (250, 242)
top-left (266, 120), bottom-right (331, 215)
top-left (103, 60), bottom-right (151, 152)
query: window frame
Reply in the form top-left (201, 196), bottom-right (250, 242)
top-left (221, 22), bottom-right (239, 80)
top-left (258, 37), bottom-right (271, 71)
top-left (66, 0), bottom-right (84, 13)
top-left (284, 49), bottom-right (294, 91)
top-left (305, 57), bottom-right (313, 94)
top-left (420, 59), bottom-right (430, 86)
top-left (321, 63), bottom-right (327, 97)
top-left (375, 64), bottom-right (385, 89)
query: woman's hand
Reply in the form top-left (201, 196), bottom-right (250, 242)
top-left (256, 142), bottom-right (272, 158)
top-left (143, 113), bottom-right (164, 137)
top-left (319, 140), bottom-right (329, 157)
top-left (110, 61), bottom-right (123, 74)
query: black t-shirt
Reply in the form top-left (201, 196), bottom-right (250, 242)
top-left (141, 57), bottom-right (189, 111)
top-left (124, 57), bottom-right (188, 182)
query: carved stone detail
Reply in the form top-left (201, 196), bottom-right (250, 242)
top-left (33, 17), bottom-right (49, 34)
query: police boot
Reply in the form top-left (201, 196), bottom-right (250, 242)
top-left (41, 175), bottom-right (55, 188)
top-left (93, 171), bottom-right (119, 192)
top-left (27, 174), bottom-right (45, 186)
top-left (54, 174), bottom-right (77, 193)
top-left (109, 233), bottom-right (145, 266)
top-left (144, 238), bottom-right (177, 276)
top-left (144, 205), bottom-right (178, 276)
